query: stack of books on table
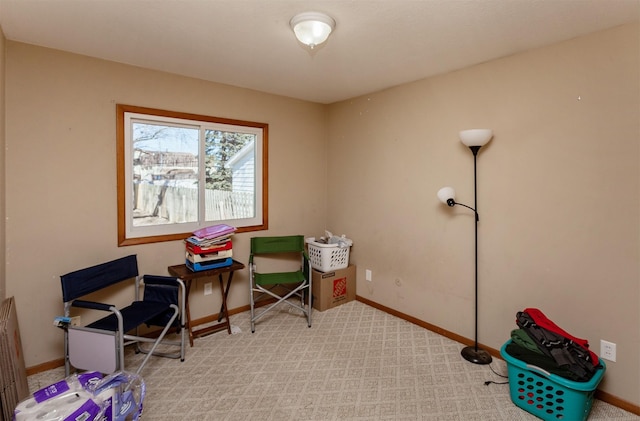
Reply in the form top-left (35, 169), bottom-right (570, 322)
top-left (185, 224), bottom-right (236, 272)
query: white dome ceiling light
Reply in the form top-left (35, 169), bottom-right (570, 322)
top-left (290, 12), bottom-right (336, 49)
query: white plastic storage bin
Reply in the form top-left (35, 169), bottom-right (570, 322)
top-left (305, 238), bottom-right (351, 272)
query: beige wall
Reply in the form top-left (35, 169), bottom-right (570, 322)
top-left (327, 23), bottom-right (639, 405)
top-left (4, 22), bottom-right (639, 407)
top-left (5, 42), bottom-right (328, 367)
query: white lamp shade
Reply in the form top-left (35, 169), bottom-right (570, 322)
top-left (459, 129), bottom-right (493, 147)
top-left (290, 12), bottom-right (335, 48)
top-left (437, 187), bottom-right (456, 204)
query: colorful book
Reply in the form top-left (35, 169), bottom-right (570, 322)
top-left (186, 257), bottom-right (233, 272)
top-left (192, 224), bottom-right (236, 240)
top-left (186, 249), bottom-right (233, 263)
top-left (185, 238), bottom-right (233, 254)
top-left (187, 233), bottom-right (234, 248)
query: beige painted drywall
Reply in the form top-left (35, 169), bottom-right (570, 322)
top-left (327, 23), bottom-right (639, 405)
top-left (4, 42), bottom-right (328, 368)
top-left (3, 22), bottom-right (639, 408)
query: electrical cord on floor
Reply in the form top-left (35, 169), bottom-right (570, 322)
top-left (484, 363), bottom-right (509, 386)
top-left (484, 380), bottom-right (509, 386)
top-left (489, 363), bottom-right (508, 378)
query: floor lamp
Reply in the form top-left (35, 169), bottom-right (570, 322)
top-left (437, 129), bottom-right (493, 365)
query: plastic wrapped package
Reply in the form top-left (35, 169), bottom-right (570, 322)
top-left (323, 230), bottom-right (353, 248)
top-left (14, 371), bottom-right (105, 421)
top-left (92, 372), bottom-right (145, 421)
top-left (13, 371), bottom-right (145, 421)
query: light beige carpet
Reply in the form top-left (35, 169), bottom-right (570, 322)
top-left (28, 301), bottom-right (638, 420)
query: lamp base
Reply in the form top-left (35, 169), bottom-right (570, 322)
top-left (461, 346), bottom-right (492, 365)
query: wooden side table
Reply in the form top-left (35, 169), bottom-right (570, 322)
top-left (168, 260), bottom-right (245, 347)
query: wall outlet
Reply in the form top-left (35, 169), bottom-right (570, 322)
top-left (365, 269), bottom-right (372, 282)
top-left (204, 282), bottom-right (213, 296)
top-left (600, 340), bottom-right (616, 362)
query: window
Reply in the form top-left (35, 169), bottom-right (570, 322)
top-left (117, 104), bottom-right (268, 246)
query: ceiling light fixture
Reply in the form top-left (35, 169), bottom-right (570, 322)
top-left (290, 12), bottom-right (335, 49)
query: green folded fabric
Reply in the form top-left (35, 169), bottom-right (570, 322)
top-left (511, 328), bottom-right (544, 354)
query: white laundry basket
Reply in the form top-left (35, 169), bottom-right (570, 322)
top-left (305, 237), bottom-right (351, 272)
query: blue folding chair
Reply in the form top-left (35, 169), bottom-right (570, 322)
top-left (60, 255), bottom-right (186, 375)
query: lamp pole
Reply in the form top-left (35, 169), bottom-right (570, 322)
top-left (437, 129), bottom-right (493, 365)
top-left (460, 145), bottom-right (492, 365)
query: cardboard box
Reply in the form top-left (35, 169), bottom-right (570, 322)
top-left (0, 297), bottom-right (30, 421)
top-left (311, 264), bottom-right (356, 311)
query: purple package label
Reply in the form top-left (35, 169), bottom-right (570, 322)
top-left (33, 380), bottom-right (71, 403)
top-left (102, 396), bottom-right (113, 421)
top-left (77, 372), bottom-right (103, 390)
top-left (62, 399), bottom-right (102, 421)
top-left (115, 391), bottom-right (137, 421)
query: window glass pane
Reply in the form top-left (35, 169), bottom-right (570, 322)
top-left (204, 130), bottom-right (256, 221)
top-left (132, 121), bottom-right (199, 227)
top-left (117, 104), bottom-right (267, 246)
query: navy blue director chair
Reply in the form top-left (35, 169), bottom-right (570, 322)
top-left (60, 254), bottom-right (186, 375)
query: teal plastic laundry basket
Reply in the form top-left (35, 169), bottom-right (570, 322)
top-left (500, 341), bottom-right (606, 421)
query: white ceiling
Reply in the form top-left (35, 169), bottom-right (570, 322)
top-left (0, 0), bottom-right (638, 104)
